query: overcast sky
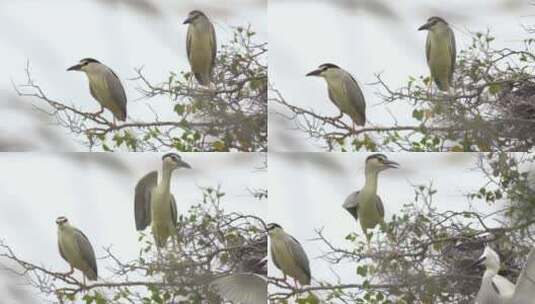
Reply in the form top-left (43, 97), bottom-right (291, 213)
top-left (0, 152), bottom-right (266, 303)
top-left (268, 0), bottom-right (532, 151)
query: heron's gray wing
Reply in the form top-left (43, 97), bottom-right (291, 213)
top-left (448, 27), bottom-right (456, 83)
top-left (425, 33), bottom-right (431, 64)
top-left (287, 235), bottom-right (311, 283)
top-left (104, 67), bottom-right (127, 120)
top-left (75, 228), bottom-right (98, 280)
top-left (511, 246), bottom-right (535, 304)
top-left (186, 26), bottom-right (193, 62)
top-left (208, 21), bottom-right (217, 73)
top-left (210, 273), bottom-right (267, 304)
top-left (376, 195), bottom-right (385, 219)
top-left (344, 73), bottom-right (366, 125)
top-left (170, 194), bottom-right (177, 229)
top-left (135, 171), bottom-right (157, 231)
top-left (343, 191), bottom-right (360, 221)
top-left (58, 240), bottom-right (67, 262)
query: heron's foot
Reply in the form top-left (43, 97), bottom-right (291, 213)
top-left (63, 266), bottom-right (75, 276)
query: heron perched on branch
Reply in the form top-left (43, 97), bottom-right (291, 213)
top-left (343, 154), bottom-right (399, 247)
top-left (56, 216), bottom-right (98, 285)
top-left (67, 58), bottom-right (127, 123)
top-left (183, 10), bottom-right (217, 86)
top-left (306, 63), bottom-right (366, 126)
top-left (418, 16), bottom-right (456, 92)
top-left (134, 153), bottom-right (191, 249)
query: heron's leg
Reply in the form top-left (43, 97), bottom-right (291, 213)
top-left (64, 265), bottom-right (75, 276)
top-left (83, 275), bottom-right (86, 287)
top-left (294, 278), bottom-right (299, 289)
top-left (427, 77), bottom-right (434, 96)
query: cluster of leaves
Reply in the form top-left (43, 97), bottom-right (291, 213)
top-left (272, 30), bottom-right (535, 151)
top-left (0, 186), bottom-right (267, 304)
top-left (19, 25), bottom-right (267, 152)
top-left (273, 153), bottom-right (535, 303)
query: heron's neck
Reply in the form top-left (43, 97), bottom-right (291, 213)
top-left (362, 169), bottom-right (379, 194)
top-left (484, 265), bottom-right (499, 276)
top-left (160, 165), bottom-right (173, 193)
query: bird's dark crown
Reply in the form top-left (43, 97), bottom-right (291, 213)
top-left (267, 223), bottom-right (282, 231)
top-left (56, 216), bottom-right (68, 225)
top-left (319, 63), bottom-right (340, 71)
top-left (366, 153), bottom-right (388, 162)
top-left (79, 58), bottom-right (101, 65)
top-left (427, 16), bottom-right (448, 25)
top-left (162, 153), bottom-right (181, 161)
top-left (188, 10), bottom-right (206, 18)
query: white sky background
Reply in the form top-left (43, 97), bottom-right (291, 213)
top-left (268, 0), bottom-right (533, 151)
top-left (269, 152), bottom-right (534, 301)
top-left (0, 152), bottom-right (266, 303)
top-left (0, 0), bottom-right (267, 151)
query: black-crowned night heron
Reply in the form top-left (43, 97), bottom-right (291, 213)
top-left (210, 257), bottom-right (267, 304)
top-left (418, 17), bottom-right (456, 92)
top-left (56, 216), bottom-right (97, 284)
top-left (135, 153), bottom-right (191, 249)
top-left (67, 58), bottom-right (127, 123)
top-left (267, 223), bottom-right (311, 287)
top-left (183, 10), bottom-right (217, 86)
top-left (306, 63), bottom-right (366, 126)
top-left (472, 246), bottom-right (535, 304)
top-left (343, 154), bottom-right (399, 247)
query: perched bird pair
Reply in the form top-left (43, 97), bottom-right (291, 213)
top-left (344, 154), bottom-right (399, 247)
top-left (66, 10), bottom-right (217, 122)
top-left (473, 246), bottom-right (535, 304)
top-left (55, 153), bottom-right (190, 284)
top-left (307, 17), bottom-right (456, 126)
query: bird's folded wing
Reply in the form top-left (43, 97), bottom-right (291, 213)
top-left (210, 273), bottom-right (267, 304)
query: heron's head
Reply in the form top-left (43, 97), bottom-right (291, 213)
top-left (266, 223), bottom-right (283, 236)
top-left (365, 154), bottom-right (399, 174)
top-left (162, 153), bottom-right (191, 170)
top-left (418, 16), bottom-right (449, 32)
top-left (472, 246), bottom-right (501, 272)
top-left (55, 216), bottom-right (69, 226)
top-left (67, 58), bottom-right (101, 73)
top-left (183, 10), bottom-right (208, 25)
top-left (306, 63), bottom-right (341, 79)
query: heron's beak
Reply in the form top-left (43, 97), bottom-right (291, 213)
top-left (306, 69), bottom-right (322, 77)
top-left (418, 22), bottom-right (431, 31)
top-left (471, 257), bottom-right (485, 268)
top-left (384, 160), bottom-right (400, 169)
top-left (178, 160), bottom-right (191, 169)
top-left (67, 64), bottom-right (82, 71)
top-left (183, 16), bottom-right (193, 24)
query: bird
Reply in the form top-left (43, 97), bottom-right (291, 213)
top-left (56, 216), bottom-right (98, 285)
top-left (183, 10), bottom-right (217, 86)
top-left (210, 257), bottom-right (267, 304)
top-left (343, 154), bottom-right (399, 247)
top-left (472, 245), bottom-right (535, 304)
top-left (418, 16), bottom-right (456, 92)
top-left (306, 63), bottom-right (366, 126)
top-left (472, 246), bottom-right (514, 303)
top-left (267, 223), bottom-right (311, 287)
top-left (67, 58), bottom-right (127, 123)
top-left (134, 153), bottom-right (191, 249)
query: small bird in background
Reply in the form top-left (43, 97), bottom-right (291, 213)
top-left (183, 10), bottom-right (217, 87)
top-left (267, 223), bottom-right (311, 287)
top-left (56, 216), bottom-right (98, 285)
top-left (67, 58), bottom-right (127, 124)
top-left (306, 63), bottom-right (366, 127)
top-left (343, 154), bottom-right (399, 248)
top-left (418, 17), bottom-right (456, 93)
